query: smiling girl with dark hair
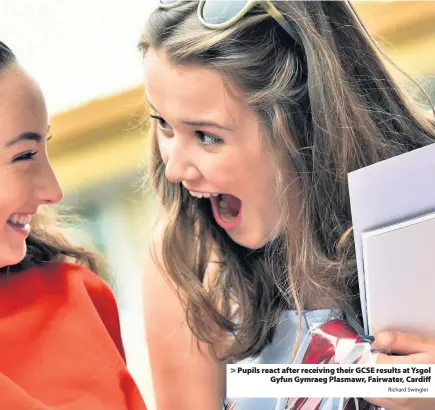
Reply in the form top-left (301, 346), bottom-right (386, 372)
top-left (0, 41), bottom-right (146, 410)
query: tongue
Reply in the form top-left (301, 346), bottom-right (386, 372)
top-left (222, 194), bottom-right (241, 215)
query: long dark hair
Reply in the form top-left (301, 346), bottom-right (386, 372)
top-left (0, 41), bottom-right (105, 276)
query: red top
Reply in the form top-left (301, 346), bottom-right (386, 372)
top-left (0, 261), bottom-right (147, 410)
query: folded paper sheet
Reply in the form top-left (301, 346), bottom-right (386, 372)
top-left (348, 142), bottom-right (435, 334)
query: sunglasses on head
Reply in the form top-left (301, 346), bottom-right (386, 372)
top-left (159, 0), bottom-right (302, 46)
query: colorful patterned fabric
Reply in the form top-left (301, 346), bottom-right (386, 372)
top-left (224, 310), bottom-right (378, 410)
top-left (284, 319), bottom-right (380, 410)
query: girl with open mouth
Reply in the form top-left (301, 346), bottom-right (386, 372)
top-left (140, 2), bottom-right (435, 410)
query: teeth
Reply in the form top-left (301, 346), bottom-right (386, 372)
top-left (18, 215), bottom-right (28, 225)
top-left (10, 215), bottom-right (20, 224)
top-left (188, 190), bottom-right (218, 199)
top-left (8, 214), bottom-right (32, 226)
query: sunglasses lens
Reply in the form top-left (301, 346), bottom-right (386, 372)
top-left (202, 0), bottom-right (247, 25)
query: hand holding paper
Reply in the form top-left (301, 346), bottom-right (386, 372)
top-left (365, 330), bottom-right (435, 409)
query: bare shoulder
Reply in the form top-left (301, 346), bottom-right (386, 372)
top-left (143, 219), bottom-right (186, 329)
top-left (144, 219), bottom-right (221, 296)
top-left (143, 219), bottom-right (171, 292)
top-left (142, 220), bottom-right (226, 410)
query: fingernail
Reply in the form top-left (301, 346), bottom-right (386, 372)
top-left (359, 335), bottom-right (375, 343)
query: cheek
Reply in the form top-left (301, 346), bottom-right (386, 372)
top-left (0, 169), bottom-right (30, 215)
top-left (200, 147), bottom-right (274, 194)
top-left (0, 169), bottom-right (29, 268)
top-left (199, 155), bottom-right (238, 189)
top-left (242, 150), bottom-right (277, 193)
top-left (157, 135), bottom-right (168, 164)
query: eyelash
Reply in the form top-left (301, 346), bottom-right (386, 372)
top-left (150, 115), bottom-right (169, 130)
top-left (150, 115), bottom-right (223, 146)
top-left (13, 151), bottom-right (38, 162)
top-left (12, 133), bottom-right (52, 163)
top-left (195, 131), bottom-right (223, 146)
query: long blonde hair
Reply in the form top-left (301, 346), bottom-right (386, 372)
top-left (139, 1), bottom-right (435, 360)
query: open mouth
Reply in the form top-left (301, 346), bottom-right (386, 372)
top-left (187, 189), bottom-right (242, 231)
top-left (210, 194), bottom-right (242, 231)
top-left (215, 194), bottom-right (241, 220)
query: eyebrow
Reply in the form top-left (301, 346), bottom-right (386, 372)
top-left (148, 102), bottom-right (234, 132)
top-left (5, 125), bottom-right (51, 148)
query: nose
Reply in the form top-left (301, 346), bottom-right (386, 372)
top-left (33, 160), bottom-right (64, 205)
top-left (163, 138), bottom-right (200, 184)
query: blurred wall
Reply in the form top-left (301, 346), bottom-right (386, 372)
top-left (354, 1), bottom-right (435, 105)
top-left (46, 2), bottom-right (435, 409)
top-left (48, 88), bottom-right (155, 405)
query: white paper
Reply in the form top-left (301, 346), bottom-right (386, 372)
top-left (348, 142), bottom-right (435, 333)
top-left (362, 211), bottom-right (435, 337)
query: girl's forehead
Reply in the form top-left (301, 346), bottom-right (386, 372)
top-left (0, 65), bottom-right (45, 109)
top-left (0, 65), bottom-right (47, 141)
top-left (144, 49), bottom-right (243, 128)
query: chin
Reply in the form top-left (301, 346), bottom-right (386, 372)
top-left (0, 244), bottom-right (27, 269)
top-left (227, 231), bottom-right (269, 250)
top-left (227, 222), bottom-right (283, 250)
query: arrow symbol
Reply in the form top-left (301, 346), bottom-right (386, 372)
top-left (231, 368), bottom-right (236, 373)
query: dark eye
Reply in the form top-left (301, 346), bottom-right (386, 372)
top-left (150, 115), bottom-right (172, 131)
top-left (196, 131), bottom-right (223, 146)
top-left (13, 151), bottom-right (38, 162)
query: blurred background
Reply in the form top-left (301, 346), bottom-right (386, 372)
top-left (0, 1), bottom-right (434, 409)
